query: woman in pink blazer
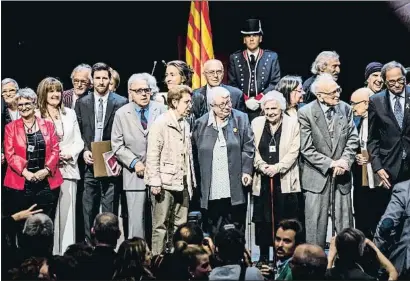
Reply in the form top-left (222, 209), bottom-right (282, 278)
top-left (4, 87), bottom-right (63, 222)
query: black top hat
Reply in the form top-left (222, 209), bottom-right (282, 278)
top-left (241, 19), bottom-right (263, 35)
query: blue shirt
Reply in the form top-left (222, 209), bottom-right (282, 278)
top-left (130, 103), bottom-right (150, 169)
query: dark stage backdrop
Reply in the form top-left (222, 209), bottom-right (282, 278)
top-left (2, 1), bottom-right (410, 101)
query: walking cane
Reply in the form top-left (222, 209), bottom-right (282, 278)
top-left (330, 176), bottom-right (337, 236)
top-left (270, 177), bottom-right (275, 265)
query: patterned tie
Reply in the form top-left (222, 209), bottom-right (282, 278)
top-left (95, 98), bottom-right (103, 142)
top-left (140, 108), bottom-right (148, 130)
top-left (326, 107), bottom-right (335, 121)
top-left (394, 96), bottom-right (404, 129)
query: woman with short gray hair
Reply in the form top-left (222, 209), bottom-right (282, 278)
top-left (251, 90), bottom-right (301, 264)
top-left (3, 87), bottom-right (63, 234)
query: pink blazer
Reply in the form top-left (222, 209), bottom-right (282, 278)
top-left (4, 117), bottom-right (63, 190)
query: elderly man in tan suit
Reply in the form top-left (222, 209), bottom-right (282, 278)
top-left (251, 90), bottom-right (301, 262)
top-left (145, 85), bottom-right (196, 255)
top-left (111, 73), bottom-right (166, 240)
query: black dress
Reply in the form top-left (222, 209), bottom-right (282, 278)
top-left (252, 122), bottom-right (299, 248)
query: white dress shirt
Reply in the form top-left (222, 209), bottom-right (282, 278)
top-left (247, 48), bottom-right (260, 60)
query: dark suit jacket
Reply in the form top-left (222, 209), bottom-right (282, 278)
top-left (192, 109), bottom-right (255, 209)
top-left (228, 49), bottom-right (280, 96)
top-left (367, 86), bottom-right (410, 183)
top-left (62, 88), bottom-right (89, 109)
top-left (89, 246), bottom-right (117, 280)
top-left (75, 92), bottom-right (127, 152)
top-left (302, 75), bottom-right (317, 104)
top-left (191, 84), bottom-right (246, 120)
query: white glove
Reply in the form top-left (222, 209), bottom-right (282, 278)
top-left (245, 97), bottom-right (260, 111)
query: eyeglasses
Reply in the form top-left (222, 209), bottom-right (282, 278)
top-left (73, 79), bottom-right (89, 86)
top-left (205, 70), bottom-right (223, 76)
top-left (130, 88), bottom-right (152, 95)
top-left (2, 89), bottom-right (17, 96)
top-left (317, 87), bottom-right (342, 96)
top-left (213, 99), bottom-right (232, 109)
top-left (17, 102), bottom-right (33, 109)
top-left (385, 77), bottom-right (405, 87)
top-left (350, 100), bottom-right (367, 106)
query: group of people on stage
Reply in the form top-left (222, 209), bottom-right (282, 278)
top-left (2, 18), bottom-right (410, 280)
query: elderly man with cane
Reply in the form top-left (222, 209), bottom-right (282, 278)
top-left (298, 73), bottom-right (359, 248)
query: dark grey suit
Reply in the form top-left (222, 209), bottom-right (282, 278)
top-left (191, 84), bottom-right (246, 120)
top-left (374, 180), bottom-right (410, 277)
top-left (298, 100), bottom-right (359, 248)
top-left (75, 92), bottom-right (128, 243)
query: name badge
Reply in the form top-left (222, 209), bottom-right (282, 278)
top-left (28, 145), bottom-right (35, 152)
top-left (269, 145), bottom-right (276, 153)
top-left (97, 122), bottom-right (104, 129)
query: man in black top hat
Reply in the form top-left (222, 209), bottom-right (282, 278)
top-left (228, 19), bottom-right (281, 121)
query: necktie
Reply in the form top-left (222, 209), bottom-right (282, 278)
top-left (140, 108), bottom-right (147, 130)
top-left (95, 98), bottom-right (104, 142)
top-left (250, 54), bottom-right (256, 65)
top-left (394, 96), bottom-right (404, 129)
top-left (326, 107), bottom-right (334, 121)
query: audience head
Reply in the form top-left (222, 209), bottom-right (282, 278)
top-left (128, 73), bottom-right (158, 107)
top-left (203, 59), bottom-right (224, 87)
top-left (91, 212), bottom-right (121, 247)
top-left (364, 62), bottom-right (383, 93)
top-left (109, 67), bottom-right (120, 92)
top-left (21, 213), bottom-right (54, 258)
top-left (37, 77), bottom-right (65, 118)
top-left (209, 86), bottom-right (232, 120)
top-left (47, 255), bottom-right (78, 280)
top-left (167, 84), bottom-right (192, 118)
top-left (165, 60), bottom-right (194, 89)
top-left (311, 73), bottom-right (341, 107)
top-left (112, 237), bottom-right (154, 281)
top-left (11, 257), bottom-right (48, 281)
top-left (91, 62), bottom-right (111, 96)
top-left (173, 222), bottom-right (205, 246)
top-left (214, 225), bottom-right (246, 265)
top-left (290, 244), bottom-right (327, 280)
top-left (2, 78), bottom-right (19, 106)
top-left (261, 90), bottom-right (286, 124)
top-left (311, 51), bottom-right (340, 81)
top-left (350, 87), bottom-right (372, 117)
top-left (70, 63), bottom-right (92, 96)
top-left (275, 219), bottom-right (304, 262)
top-left (174, 241), bottom-right (212, 280)
top-left (382, 61), bottom-right (407, 95)
top-left (335, 227), bottom-right (366, 263)
top-left (275, 75), bottom-right (304, 108)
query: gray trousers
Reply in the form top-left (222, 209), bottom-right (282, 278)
top-left (83, 167), bottom-right (118, 244)
top-left (304, 179), bottom-right (353, 249)
top-left (151, 187), bottom-right (189, 256)
top-left (126, 190), bottom-right (146, 239)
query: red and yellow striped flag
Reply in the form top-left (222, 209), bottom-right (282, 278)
top-left (186, 0), bottom-right (214, 89)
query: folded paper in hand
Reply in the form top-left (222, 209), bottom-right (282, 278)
top-left (103, 151), bottom-right (122, 177)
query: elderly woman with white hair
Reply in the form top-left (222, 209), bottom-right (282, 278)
top-left (3, 88), bottom-right (63, 222)
top-left (251, 90), bottom-right (301, 263)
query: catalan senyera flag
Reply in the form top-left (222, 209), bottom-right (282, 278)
top-left (186, 0), bottom-right (214, 89)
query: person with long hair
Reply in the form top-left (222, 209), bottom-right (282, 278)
top-left (275, 75), bottom-right (305, 116)
top-left (112, 237), bottom-right (155, 281)
top-left (37, 77), bottom-right (84, 255)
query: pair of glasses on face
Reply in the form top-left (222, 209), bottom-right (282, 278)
top-left (350, 100), bottom-right (367, 106)
top-left (317, 87), bottom-right (342, 96)
top-left (213, 100), bottom-right (232, 109)
top-left (17, 102), bottom-right (33, 109)
top-left (130, 88), bottom-right (152, 95)
top-left (385, 77), bottom-right (405, 87)
top-left (73, 79), bottom-right (88, 86)
top-left (2, 89), bottom-right (17, 96)
top-left (205, 70), bottom-right (223, 76)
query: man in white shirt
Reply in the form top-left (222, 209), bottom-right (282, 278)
top-left (75, 62), bottom-right (127, 244)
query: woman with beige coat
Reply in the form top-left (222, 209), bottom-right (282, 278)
top-left (251, 90), bottom-right (301, 264)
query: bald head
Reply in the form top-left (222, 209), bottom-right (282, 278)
top-left (350, 87), bottom-right (372, 117)
top-left (290, 244), bottom-right (327, 280)
top-left (204, 59), bottom-right (224, 87)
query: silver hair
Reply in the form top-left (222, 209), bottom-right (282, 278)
top-left (70, 63), bottom-right (92, 81)
top-left (1, 78), bottom-right (19, 90)
top-left (22, 213), bottom-right (53, 237)
top-left (310, 73), bottom-right (336, 96)
top-left (310, 51), bottom-right (340, 75)
top-left (128, 73), bottom-right (159, 94)
top-left (203, 59), bottom-right (224, 70)
top-left (381, 61), bottom-right (406, 81)
top-left (209, 86), bottom-right (230, 105)
top-left (16, 87), bottom-right (38, 104)
top-left (260, 90), bottom-right (287, 111)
